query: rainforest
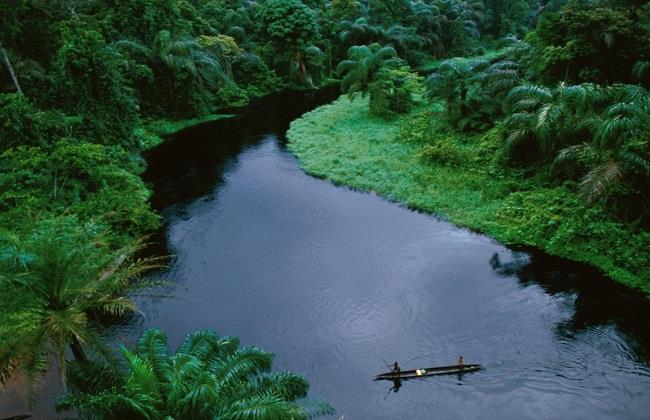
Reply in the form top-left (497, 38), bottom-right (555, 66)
top-left (1, 1), bottom-right (649, 419)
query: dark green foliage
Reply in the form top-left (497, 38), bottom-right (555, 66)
top-left (329, 0), bottom-right (364, 21)
top-left (526, 1), bottom-right (650, 84)
top-left (368, 0), bottom-right (412, 27)
top-left (426, 55), bottom-right (519, 130)
top-left (336, 44), bottom-right (402, 108)
top-left (257, 0), bottom-right (320, 84)
top-left (0, 94), bottom-right (74, 153)
top-left (101, 0), bottom-right (190, 44)
top-left (116, 30), bottom-right (227, 117)
top-left (57, 328), bottom-right (334, 419)
top-left (52, 20), bottom-right (139, 147)
top-left (482, 0), bottom-right (537, 38)
top-left (0, 141), bottom-right (160, 236)
top-left (503, 82), bottom-right (650, 221)
top-left (369, 66), bottom-right (423, 117)
top-left (232, 55), bottom-right (283, 98)
top-left (198, 0), bottom-right (254, 35)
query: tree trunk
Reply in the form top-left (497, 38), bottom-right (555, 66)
top-left (70, 338), bottom-right (88, 363)
top-left (0, 42), bottom-right (23, 95)
top-left (294, 50), bottom-right (314, 88)
top-left (459, 82), bottom-right (468, 117)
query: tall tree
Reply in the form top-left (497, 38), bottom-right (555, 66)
top-left (257, 0), bottom-right (320, 85)
top-left (336, 44), bottom-right (401, 99)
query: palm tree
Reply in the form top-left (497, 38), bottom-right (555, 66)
top-left (504, 82), bottom-right (650, 205)
top-left (338, 18), bottom-right (385, 48)
top-left (503, 82), bottom-right (605, 158)
top-left (0, 217), bottom-right (161, 390)
top-left (57, 328), bottom-right (334, 419)
top-left (116, 30), bottom-right (226, 109)
top-left (336, 44), bottom-right (402, 100)
top-left (436, 0), bottom-right (485, 52)
top-left (411, 1), bottom-right (444, 56)
top-left (426, 56), bottom-right (517, 129)
top-left (554, 84), bottom-right (650, 204)
top-left (383, 24), bottom-right (426, 59)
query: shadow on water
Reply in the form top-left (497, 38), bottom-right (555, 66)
top-left (489, 250), bottom-right (650, 361)
top-left (143, 88), bottom-right (339, 212)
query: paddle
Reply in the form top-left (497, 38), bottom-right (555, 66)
top-left (381, 358), bottom-right (395, 374)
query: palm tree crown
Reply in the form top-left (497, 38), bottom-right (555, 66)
top-left (0, 217), bottom-right (161, 389)
top-left (58, 328), bottom-right (334, 419)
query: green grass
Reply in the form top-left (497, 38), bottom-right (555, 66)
top-left (138, 114), bottom-right (236, 150)
top-left (287, 96), bottom-right (650, 296)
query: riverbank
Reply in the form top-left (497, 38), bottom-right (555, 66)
top-left (139, 114), bottom-right (237, 150)
top-left (287, 96), bottom-right (650, 295)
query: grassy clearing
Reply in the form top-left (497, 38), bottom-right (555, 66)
top-left (287, 96), bottom-right (650, 295)
top-left (139, 114), bottom-right (236, 149)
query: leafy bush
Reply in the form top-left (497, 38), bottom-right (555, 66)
top-left (0, 140), bottom-right (159, 238)
top-left (369, 66), bottom-right (423, 117)
top-left (0, 93), bottom-right (73, 154)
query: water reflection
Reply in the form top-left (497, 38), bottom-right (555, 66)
top-left (390, 378), bottom-right (402, 394)
top-left (489, 250), bottom-right (650, 362)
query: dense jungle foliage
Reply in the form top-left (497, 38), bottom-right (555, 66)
top-left (1, 0), bottom-right (649, 417)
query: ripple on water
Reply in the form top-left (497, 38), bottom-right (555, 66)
top-left (137, 135), bottom-right (650, 420)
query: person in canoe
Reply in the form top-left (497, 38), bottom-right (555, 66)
top-left (392, 362), bottom-right (400, 375)
top-left (457, 356), bottom-right (464, 369)
top-left (389, 362), bottom-right (401, 393)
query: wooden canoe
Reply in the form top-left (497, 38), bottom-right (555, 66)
top-left (375, 364), bottom-right (481, 380)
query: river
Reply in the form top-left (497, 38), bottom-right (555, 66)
top-left (136, 90), bottom-right (650, 419)
top-left (3, 90), bottom-right (649, 419)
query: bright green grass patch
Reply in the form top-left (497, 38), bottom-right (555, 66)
top-left (287, 96), bottom-right (650, 295)
top-left (139, 114), bottom-right (236, 150)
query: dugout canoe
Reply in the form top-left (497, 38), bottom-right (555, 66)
top-left (375, 364), bottom-right (481, 380)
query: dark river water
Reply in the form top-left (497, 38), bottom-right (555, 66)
top-left (135, 91), bottom-right (650, 419)
top-left (3, 90), bottom-right (649, 419)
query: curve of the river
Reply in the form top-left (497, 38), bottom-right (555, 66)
top-left (134, 91), bottom-right (650, 419)
top-left (4, 91), bottom-right (647, 420)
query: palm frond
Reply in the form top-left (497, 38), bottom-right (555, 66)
top-left (620, 151), bottom-right (650, 177)
top-left (122, 347), bottom-right (161, 399)
top-left (252, 372), bottom-right (309, 401)
top-left (505, 128), bottom-right (532, 149)
top-left (295, 397), bottom-right (336, 419)
top-left (211, 347), bottom-right (274, 386)
top-left (555, 144), bottom-right (590, 163)
top-left (136, 328), bottom-right (171, 384)
top-left (221, 393), bottom-right (300, 420)
top-left (506, 85), bottom-right (552, 110)
top-left (178, 330), bottom-right (222, 361)
top-left (579, 160), bottom-right (623, 204)
top-left (633, 61), bottom-right (650, 80)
